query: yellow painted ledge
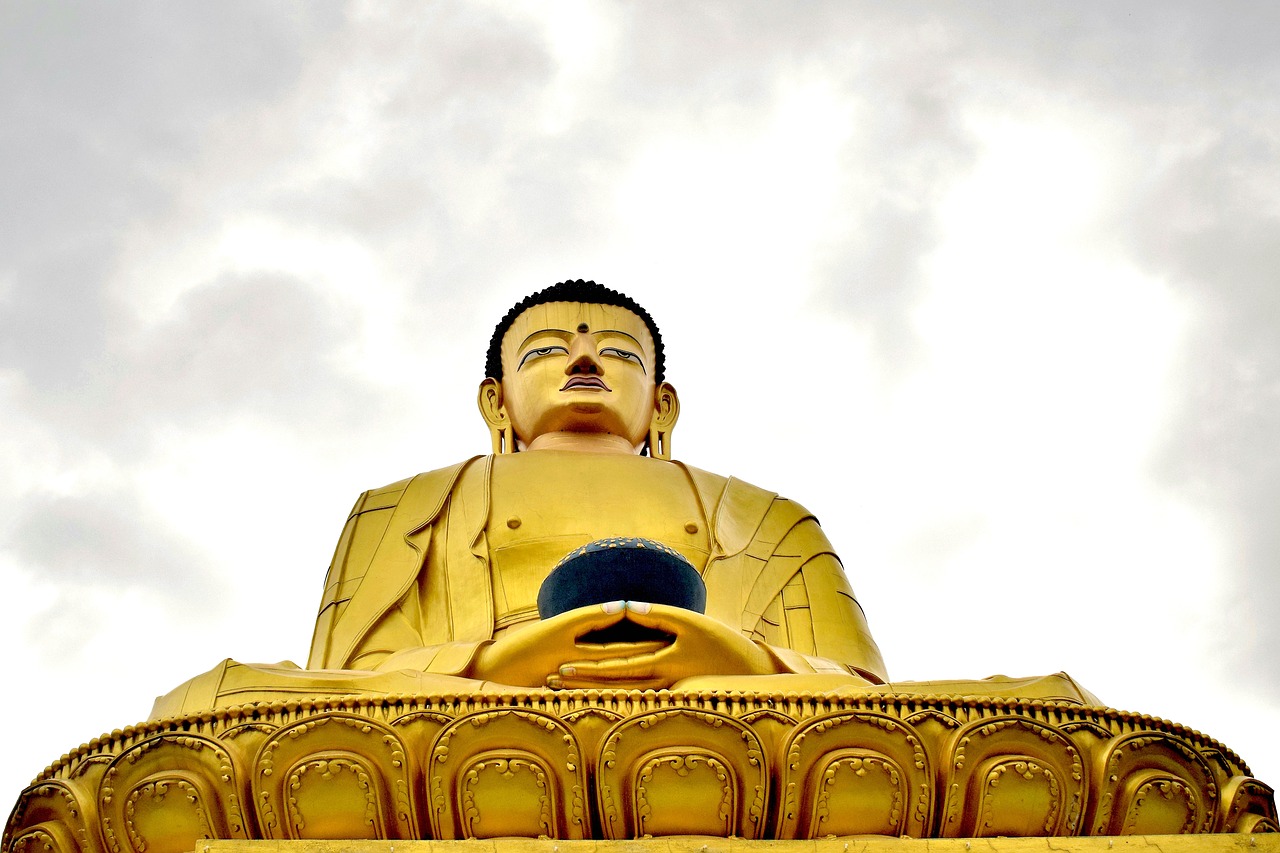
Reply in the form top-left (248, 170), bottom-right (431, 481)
top-left (196, 837), bottom-right (1280, 853)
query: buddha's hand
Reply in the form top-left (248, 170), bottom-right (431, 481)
top-left (467, 601), bottom-right (670, 688)
top-left (547, 601), bottom-right (781, 691)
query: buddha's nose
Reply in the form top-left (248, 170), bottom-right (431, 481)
top-left (566, 334), bottom-right (603, 375)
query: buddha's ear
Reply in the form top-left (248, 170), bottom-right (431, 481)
top-left (477, 378), bottom-right (514, 454)
top-left (648, 382), bottom-right (679, 460)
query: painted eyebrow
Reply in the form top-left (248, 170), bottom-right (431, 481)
top-left (517, 329), bottom-right (573, 352)
top-left (593, 329), bottom-right (646, 352)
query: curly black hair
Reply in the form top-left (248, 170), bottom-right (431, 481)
top-left (485, 280), bottom-right (665, 382)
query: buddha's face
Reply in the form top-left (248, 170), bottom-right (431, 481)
top-left (499, 302), bottom-right (657, 450)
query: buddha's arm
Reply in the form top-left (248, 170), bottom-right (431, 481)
top-left (309, 473), bottom-right (489, 675)
top-left (753, 548), bottom-right (887, 682)
top-left (309, 484), bottom-right (404, 669)
top-left (729, 506), bottom-right (886, 682)
top-left (325, 524), bottom-right (496, 676)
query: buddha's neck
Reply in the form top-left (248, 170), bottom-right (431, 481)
top-left (522, 432), bottom-right (642, 454)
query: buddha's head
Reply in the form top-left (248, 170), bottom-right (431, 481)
top-left (478, 280), bottom-right (679, 457)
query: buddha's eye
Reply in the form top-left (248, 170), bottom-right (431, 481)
top-left (600, 347), bottom-right (646, 373)
top-left (518, 345), bottom-right (567, 369)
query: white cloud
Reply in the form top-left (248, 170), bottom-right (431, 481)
top-left (3, 0), bottom-right (1279, 806)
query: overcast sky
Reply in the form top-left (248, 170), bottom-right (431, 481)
top-left (3, 1), bottom-right (1278, 803)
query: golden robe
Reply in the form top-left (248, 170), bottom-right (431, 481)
top-left (307, 455), bottom-right (887, 681)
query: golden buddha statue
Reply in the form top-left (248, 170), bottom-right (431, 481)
top-left (11, 281), bottom-right (1275, 847)
top-left (153, 280), bottom-right (1092, 715)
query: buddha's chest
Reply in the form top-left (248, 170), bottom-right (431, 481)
top-left (486, 453), bottom-right (709, 558)
top-left (483, 453), bottom-right (711, 624)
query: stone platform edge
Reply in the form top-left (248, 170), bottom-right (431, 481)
top-left (197, 836), bottom-right (1280, 853)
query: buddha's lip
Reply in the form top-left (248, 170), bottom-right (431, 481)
top-left (560, 376), bottom-right (610, 391)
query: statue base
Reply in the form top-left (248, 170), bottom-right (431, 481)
top-left (5, 690), bottom-right (1276, 853)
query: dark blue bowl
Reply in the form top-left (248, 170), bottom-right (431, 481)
top-left (537, 537), bottom-right (706, 619)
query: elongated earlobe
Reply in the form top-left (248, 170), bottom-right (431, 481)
top-left (477, 379), bottom-right (514, 454)
top-left (648, 382), bottom-right (680, 460)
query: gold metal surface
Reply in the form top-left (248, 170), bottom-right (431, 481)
top-left (4, 283), bottom-right (1275, 849)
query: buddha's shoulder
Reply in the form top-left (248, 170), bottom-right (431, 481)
top-left (676, 462), bottom-right (775, 502)
top-left (352, 457), bottom-right (484, 515)
top-left (678, 462), bottom-right (821, 527)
